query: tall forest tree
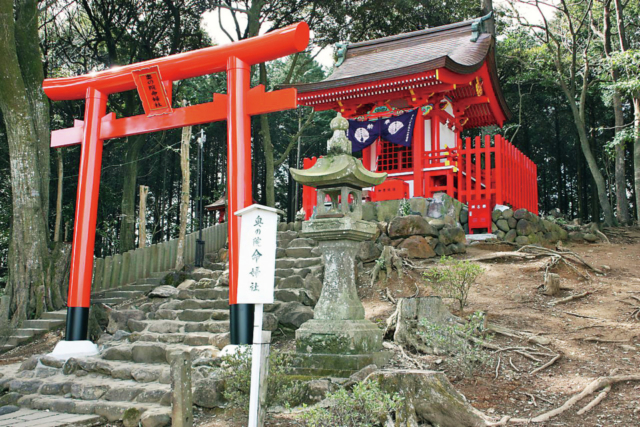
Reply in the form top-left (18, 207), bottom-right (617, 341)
top-left (0, 0), bottom-right (70, 324)
top-left (56, 0), bottom-right (210, 251)
top-left (508, 0), bottom-right (617, 225)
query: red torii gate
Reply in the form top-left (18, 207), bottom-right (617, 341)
top-left (44, 23), bottom-right (309, 347)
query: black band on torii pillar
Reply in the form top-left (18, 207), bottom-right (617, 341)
top-left (65, 306), bottom-right (90, 341)
top-left (230, 303), bottom-right (254, 345)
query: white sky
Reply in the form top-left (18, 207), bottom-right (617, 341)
top-left (201, 1), bottom-right (557, 70)
top-left (201, 9), bottom-right (335, 69)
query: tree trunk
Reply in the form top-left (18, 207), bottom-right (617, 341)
top-left (613, 92), bottom-right (630, 224)
top-left (635, 98), bottom-right (640, 222)
top-left (259, 64), bottom-right (277, 207)
top-left (603, 2), bottom-right (630, 225)
top-left (119, 134), bottom-right (147, 251)
top-left (0, 0), bottom-right (69, 325)
top-left (139, 185), bottom-right (149, 248)
top-left (566, 98), bottom-right (616, 225)
top-left (175, 126), bottom-right (192, 270)
top-left (54, 149), bottom-right (63, 242)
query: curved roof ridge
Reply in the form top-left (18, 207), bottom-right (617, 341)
top-left (347, 19), bottom-right (476, 50)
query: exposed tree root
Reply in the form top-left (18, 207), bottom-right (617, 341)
top-left (549, 291), bottom-right (590, 306)
top-left (576, 386), bottom-right (611, 415)
top-left (484, 374), bottom-right (640, 424)
top-left (529, 353), bottom-right (561, 375)
top-left (371, 246), bottom-right (404, 287)
top-left (467, 252), bottom-right (542, 263)
top-left (517, 245), bottom-right (603, 275)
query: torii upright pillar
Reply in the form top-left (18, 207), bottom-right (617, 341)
top-left (43, 23), bottom-right (309, 356)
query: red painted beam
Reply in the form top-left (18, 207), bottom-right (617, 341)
top-left (43, 22), bottom-right (309, 101)
top-left (51, 87), bottom-right (298, 147)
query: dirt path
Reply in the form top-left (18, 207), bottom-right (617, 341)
top-left (357, 231), bottom-right (640, 426)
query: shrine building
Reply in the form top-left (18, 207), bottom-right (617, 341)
top-left (291, 14), bottom-right (538, 230)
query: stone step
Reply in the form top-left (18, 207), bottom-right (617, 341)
top-left (275, 257), bottom-right (322, 269)
top-left (6, 337), bottom-right (29, 347)
top-left (128, 319), bottom-right (229, 335)
top-left (285, 246), bottom-right (316, 258)
top-left (22, 319), bottom-right (65, 329)
top-left (118, 284), bottom-right (157, 293)
top-left (288, 237), bottom-right (317, 248)
top-left (40, 357), bottom-right (171, 385)
top-left (152, 309), bottom-right (229, 322)
top-left (175, 290), bottom-right (230, 304)
top-left (158, 298), bottom-right (228, 311)
top-left (41, 311), bottom-right (67, 321)
top-left (16, 394), bottom-right (171, 425)
top-left (8, 374), bottom-right (171, 406)
top-left (207, 262), bottom-right (227, 271)
top-left (100, 342), bottom-right (218, 365)
top-left (138, 275), bottom-right (167, 285)
top-left (128, 331), bottom-right (229, 348)
top-left (101, 290), bottom-right (146, 299)
top-left (92, 297), bottom-right (128, 305)
top-left (274, 289), bottom-right (315, 306)
top-left (13, 328), bottom-right (48, 338)
top-left (275, 265), bottom-right (323, 279)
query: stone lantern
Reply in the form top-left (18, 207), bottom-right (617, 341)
top-left (289, 113), bottom-right (391, 376)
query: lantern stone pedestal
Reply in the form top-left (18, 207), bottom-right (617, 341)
top-left (293, 219), bottom-right (392, 377)
top-left (289, 113), bottom-right (390, 377)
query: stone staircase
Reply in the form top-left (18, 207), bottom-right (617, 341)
top-left (0, 229), bottom-right (323, 425)
top-left (92, 271), bottom-right (172, 306)
top-left (0, 311), bottom-right (67, 354)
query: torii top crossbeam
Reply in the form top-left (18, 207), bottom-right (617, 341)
top-left (44, 22), bottom-right (309, 346)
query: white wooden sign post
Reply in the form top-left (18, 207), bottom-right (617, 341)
top-left (235, 204), bottom-right (278, 427)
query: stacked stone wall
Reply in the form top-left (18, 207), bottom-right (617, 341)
top-left (490, 208), bottom-right (568, 245)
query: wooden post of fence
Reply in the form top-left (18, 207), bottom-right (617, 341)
top-left (127, 250), bottom-right (137, 283)
top-left (93, 258), bottom-right (104, 292)
top-left (135, 249), bottom-right (145, 281)
top-left (111, 254), bottom-right (122, 289)
top-left (139, 185), bottom-right (149, 248)
top-left (120, 252), bottom-right (131, 286)
top-left (150, 244), bottom-right (159, 273)
top-left (484, 135), bottom-right (491, 205)
top-left (157, 243), bottom-right (166, 273)
top-left (101, 256), bottom-right (112, 290)
top-left (474, 136), bottom-right (481, 202)
top-left (495, 135), bottom-right (503, 205)
top-left (144, 247), bottom-right (152, 276)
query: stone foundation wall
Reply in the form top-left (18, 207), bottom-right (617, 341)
top-left (362, 193), bottom-right (467, 225)
top-left (490, 208), bottom-right (568, 245)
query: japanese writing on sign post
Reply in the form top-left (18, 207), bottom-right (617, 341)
top-left (131, 66), bottom-right (173, 117)
top-left (236, 205), bottom-right (278, 304)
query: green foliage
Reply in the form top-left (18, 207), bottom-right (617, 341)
top-left (398, 198), bottom-right (411, 216)
top-left (423, 256), bottom-right (484, 313)
top-left (419, 311), bottom-right (492, 378)
top-left (220, 347), bottom-right (308, 413)
top-left (299, 380), bottom-right (402, 427)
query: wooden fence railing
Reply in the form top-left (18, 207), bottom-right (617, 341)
top-left (91, 223), bottom-right (228, 293)
top-left (457, 135), bottom-right (538, 214)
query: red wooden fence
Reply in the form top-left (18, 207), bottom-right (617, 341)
top-left (456, 135), bottom-right (538, 215)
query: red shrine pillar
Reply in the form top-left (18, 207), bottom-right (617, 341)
top-left (226, 57), bottom-right (254, 344)
top-left (66, 88), bottom-right (107, 341)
